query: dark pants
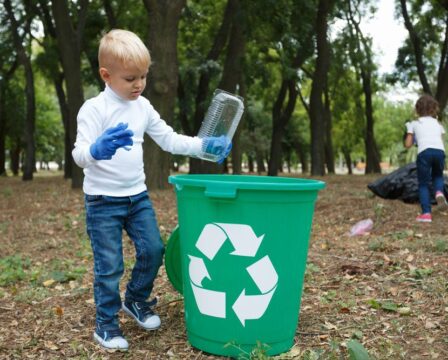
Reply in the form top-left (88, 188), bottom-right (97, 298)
top-left (416, 148), bottom-right (445, 214)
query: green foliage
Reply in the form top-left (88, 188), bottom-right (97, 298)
top-left (347, 339), bottom-right (371, 360)
top-left (0, 255), bottom-right (30, 286)
top-left (433, 239), bottom-right (448, 253)
top-left (393, 1), bottom-right (447, 92)
top-left (34, 73), bottom-right (64, 166)
top-left (224, 340), bottom-right (270, 360)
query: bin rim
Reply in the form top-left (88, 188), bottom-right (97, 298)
top-left (168, 174), bottom-right (325, 191)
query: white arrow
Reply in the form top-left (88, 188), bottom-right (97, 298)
top-left (232, 286), bottom-right (276, 326)
top-left (188, 255), bottom-right (211, 287)
top-left (191, 283), bottom-right (226, 318)
top-left (195, 224), bottom-right (227, 260)
top-left (246, 255), bottom-right (278, 293)
top-left (215, 223), bottom-right (264, 257)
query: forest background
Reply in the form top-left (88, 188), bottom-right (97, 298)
top-left (2, 1), bottom-right (448, 359)
top-left (2, 0), bottom-right (448, 188)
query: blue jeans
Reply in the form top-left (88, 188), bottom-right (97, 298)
top-left (85, 191), bottom-right (164, 330)
top-left (416, 148), bottom-right (446, 214)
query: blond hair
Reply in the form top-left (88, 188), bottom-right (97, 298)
top-left (98, 29), bottom-right (151, 70)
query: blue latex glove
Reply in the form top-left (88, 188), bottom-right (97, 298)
top-left (90, 122), bottom-right (134, 160)
top-left (203, 136), bottom-right (232, 164)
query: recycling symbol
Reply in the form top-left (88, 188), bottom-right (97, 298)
top-left (188, 223), bottom-right (278, 326)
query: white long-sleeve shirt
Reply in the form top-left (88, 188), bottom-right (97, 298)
top-left (72, 85), bottom-right (202, 196)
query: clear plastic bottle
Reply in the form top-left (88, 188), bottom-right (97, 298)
top-left (196, 89), bottom-right (244, 162)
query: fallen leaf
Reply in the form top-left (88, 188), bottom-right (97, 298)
top-left (324, 321), bottom-right (338, 330)
top-left (397, 307), bottom-right (411, 315)
top-left (43, 279), bottom-right (56, 287)
top-left (54, 306), bottom-right (64, 317)
top-left (425, 320), bottom-right (437, 329)
top-left (44, 341), bottom-right (58, 351)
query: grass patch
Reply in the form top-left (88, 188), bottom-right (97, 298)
top-left (433, 239), bottom-right (448, 253)
top-left (0, 255), bottom-right (31, 286)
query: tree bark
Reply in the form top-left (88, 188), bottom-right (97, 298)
top-left (268, 80), bottom-right (298, 176)
top-left (361, 70), bottom-right (381, 174)
top-left (10, 140), bottom-right (20, 176)
top-left (5, 0), bottom-right (36, 181)
top-left (310, 0), bottom-right (333, 176)
top-left (0, 61), bottom-right (18, 176)
top-left (0, 84), bottom-right (6, 176)
top-left (53, 73), bottom-right (72, 178)
top-left (435, 14), bottom-right (448, 111)
top-left (36, 0), bottom-right (72, 178)
top-left (142, 0), bottom-right (186, 189)
top-left (399, 0), bottom-right (432, 95)
top-left (51, 0), bottom-right (88, 188)
top-left (216, 4), bottom-right (245, 174)
top-left (324, 83), bottom-right (335, 173)
top-left (346, 1), bottom-right (381, 174)
top-left (187, 0), bottom-right (241, 174)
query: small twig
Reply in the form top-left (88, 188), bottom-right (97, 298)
top-left (365, 250), bottom-right (375, 262)
top-left (311, 253), bottom-right (371, 263)
top-left (296, 331), bottom-right (326, 336)
top-left (157, 298), bottom-right (183, 308)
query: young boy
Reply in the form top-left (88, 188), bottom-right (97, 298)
top-left (405, 94), bottom-right (447, 223)
top-left (72, 29), bottom-right (231, 350)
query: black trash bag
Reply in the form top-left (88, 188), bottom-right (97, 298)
top-left (367, 162), bottom-right (448, 204)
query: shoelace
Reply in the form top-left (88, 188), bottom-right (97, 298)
top-left (137, 298), bottom-right (157, 319)
top-left (104, 328), bottom-right (123, 340)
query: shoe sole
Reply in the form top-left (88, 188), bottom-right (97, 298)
top-left (436, 195), bottom-right (448, 211)
top-left (93, 332), bottom-right (128, 351)
top-left (416, 218), bottom-right (432, 223)
top-left (121, 304), bottom-right (161, 331)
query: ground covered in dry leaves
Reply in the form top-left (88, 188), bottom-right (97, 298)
top-left (0, 172), bottom-right (447, 359)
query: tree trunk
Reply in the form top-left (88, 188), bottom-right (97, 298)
top-left (256, 152), bottom-right (266, 173)
top-left (361, 70), bottom-right (381, 174)
top-left (309, 0), bottom-right (333, 176)
top-left (53, 73), bottom-right (72, 178)
top-left (268, 80), bottom-right (298, 176)
top-left (324, 84), bottom-right (335, 173)
top-left (0, 85), bottom-right (6, 176)
top-left (143, 0), bottom-right (186, 189)
top-left (189, 0), bottom-right (245, 175)
top-left (51, 0), bottom-right (88, 188)
top-left (219, 11), bottom-right (245, 173)
top-left (435, 14), bottom-right (448, 112)
top-left (399, 0), bottom-right (432, 95)
top-left (5, 0), bottom-right (36, 181)
top-left (10, 140), bottom-right (20, 176)
top-left (343, 149), bottom-right (352, 175)
top-left (190, 0), bottom-right (238, 136)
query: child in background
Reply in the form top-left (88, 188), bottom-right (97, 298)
top-left (72, 29), bottom-right (231, 351)
top-left (405, 94), bottom-right (447, 223)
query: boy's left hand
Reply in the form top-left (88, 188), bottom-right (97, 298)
top-left (203, 136), bottom-right (232, 164)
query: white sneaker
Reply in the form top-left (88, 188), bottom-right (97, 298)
top-left (435, 191), bottom-right (448, 210)
top-left (93, 328), bottom-right (128, 350)
top-left (122, 300), bottom-right (161, 330)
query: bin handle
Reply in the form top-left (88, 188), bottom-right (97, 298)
top-left (204, 185), bottom-right (237, 199)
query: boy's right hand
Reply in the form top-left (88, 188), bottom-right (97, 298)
top-left (90, 122), bottom-right (134, 160)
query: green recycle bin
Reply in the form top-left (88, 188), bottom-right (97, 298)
top-left (166, 174), bottom-right (325, 357)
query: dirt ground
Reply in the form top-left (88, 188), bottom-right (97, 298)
top-left (0, 172), bottom-right (447, 359)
